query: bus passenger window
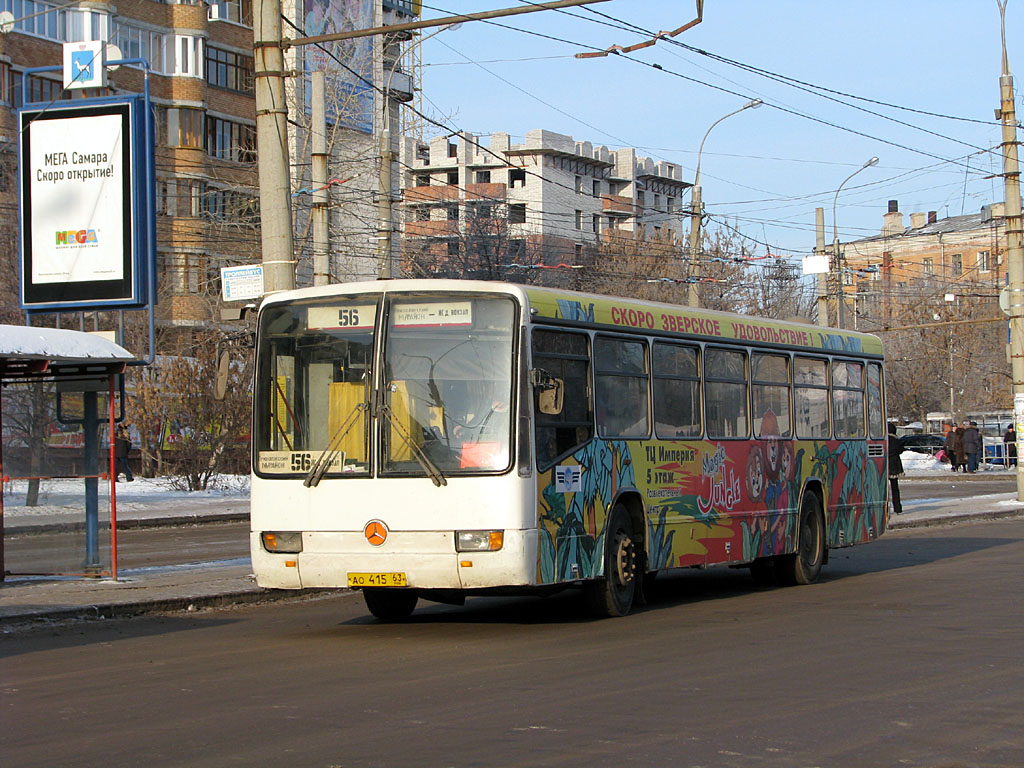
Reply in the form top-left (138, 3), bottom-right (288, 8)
top-left (751, 353), bottom-right (791, 438)
top-left (833, 361), bottom-right (865, 438)
top-left (705, 348), bottom-right (748, 439)
top-left (653, 342), bottom-right (701, 438)
top-left (867, 363), bottom-right (885, 439)
top-left (594, 337), bottom-right (649, 438)
top-left (794, 357), bottom-right (829, 438)
top-left (533, 330), bottom-right (593, 468)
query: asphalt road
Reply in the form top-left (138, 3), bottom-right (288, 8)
top-left (3, 516), bottom-right (1022, 768)
top-left (903, 472), bottom-right (1017, 496)
top-left (3, 521), bottom-right (251, 573)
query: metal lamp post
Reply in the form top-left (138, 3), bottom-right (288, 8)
top-left (686, 98), bottom-right (762, 307)
top-left (831, 156), bottom-right (878, 327)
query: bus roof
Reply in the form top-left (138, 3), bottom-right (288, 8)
top-left (523, 285), bottom-right (883, 357)
top-left (258, 279), bottom-right (883, 358)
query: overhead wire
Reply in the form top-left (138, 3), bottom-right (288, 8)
top-left (406, 5), bottom-right (1008, 282)
top-left (424, 2), bottom-right (997, 173)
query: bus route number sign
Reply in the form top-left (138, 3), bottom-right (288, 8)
top-left (257, 451), bottom-right (344, 474)
top-left (307, 304), bottom-right (376, 331)
top-left (347, 572), bottom-right (407, 587)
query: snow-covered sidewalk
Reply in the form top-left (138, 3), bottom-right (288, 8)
top-left (2, 475), bottom-right (250, 530)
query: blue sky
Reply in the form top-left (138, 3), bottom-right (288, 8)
top-left (411, 1), bottom-right (1021, 261)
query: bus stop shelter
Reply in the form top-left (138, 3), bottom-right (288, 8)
top-left (0, 324), bottom-right (133, 581)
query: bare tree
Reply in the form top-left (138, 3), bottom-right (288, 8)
top-left (581, 225), bottom-right (809, 321)
top-left (401, 199), bottom-right (548, 283)
top-left (583, 228), bottom-right (688, 303)
top-left (877, 285), bottom-right (1008, 423)
top-left (128, 330), bottom-right (252, 490)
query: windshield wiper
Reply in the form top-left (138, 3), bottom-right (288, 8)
top-left (303, 401), bottom-right (368, 488)
top-left (379, 403), bottom-right (447, 487)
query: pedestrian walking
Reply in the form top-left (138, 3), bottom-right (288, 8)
top-left (946, 424), bottom-right (966, 472)
top-left (962, 420), bottom-right (983, 474)
top-left (888, 422), bottom-right (904, 515)
top-left (114, 424), bottom-right (134, 482)
top-left (1004, 425), bottom-right (1018, 468)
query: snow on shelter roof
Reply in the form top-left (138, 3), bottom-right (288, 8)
top-left (0, 324), bottom-right (133, 380)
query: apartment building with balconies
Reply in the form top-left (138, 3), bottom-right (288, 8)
top-left (0, 0), bottom-right (264, 328)
top-left (397, 128), bottom-right (691, 278)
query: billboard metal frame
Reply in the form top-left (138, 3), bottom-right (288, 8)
top-left (17, 60), bottom-right (158, 364)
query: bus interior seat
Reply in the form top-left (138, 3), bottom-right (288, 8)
top-left (327, 381), bottom-right (367, 462)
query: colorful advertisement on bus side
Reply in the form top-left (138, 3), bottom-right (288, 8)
top-left (535, 437), bottom-right (887, 586)
top-left (524, 290), bottom-right (883, 356)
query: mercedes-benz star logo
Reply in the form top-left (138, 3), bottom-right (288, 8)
top-left (364, 520), bottom-right (388, 546)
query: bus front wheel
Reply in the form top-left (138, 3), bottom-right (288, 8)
top-left (363, 588), bottom-right (418, 621)
top-left (776, 493), bottom-right (825, 586)
top-left (584, 503), bottom-right (637, 617)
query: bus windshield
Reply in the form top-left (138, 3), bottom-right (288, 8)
top-left (382, 296), bottom-right (515, 475)
top-left (254, 298), bottom-right (378, 477)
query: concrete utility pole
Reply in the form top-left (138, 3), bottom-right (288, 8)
top-left (686, 183), bottom-right (703, 307)
top-left (996, 0), bottom-right (1024, 501)
top-left (815, 207), bottom-right (828, 324)
top-left (254, 0), bottom-right (295, 294)
top-left (312, 71), bottom-right (329, 286)
top-left (377, 125), bottom-right (393, 279)
top-left (686, 98), bottom-right (761, 307)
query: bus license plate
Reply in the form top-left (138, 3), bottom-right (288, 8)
top-left (347, 572), bottom-right (407, 587)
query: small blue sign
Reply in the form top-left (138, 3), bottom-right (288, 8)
top-left (70, 50), bottom-right (94, 83)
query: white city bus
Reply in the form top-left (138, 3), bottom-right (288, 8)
top-left (251, 279), bottom-right (888, 619)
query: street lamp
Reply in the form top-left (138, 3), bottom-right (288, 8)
top-left (377, 23), bottom-right (461, 279)
top-left (686, 98), bottom-right (762, 307)
top-left (831, 156), bottom-right (879, 327)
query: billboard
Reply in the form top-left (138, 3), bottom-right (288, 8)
top-left (303, 0), bottom-right (374, 133)
top-left (19, 98), bottom-right (152, 310)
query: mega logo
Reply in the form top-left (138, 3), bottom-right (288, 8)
top-left (55, 229), bottom-right (98, 245)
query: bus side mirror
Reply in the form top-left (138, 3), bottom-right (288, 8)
top-left (531, 368), bottom-right (564, 415)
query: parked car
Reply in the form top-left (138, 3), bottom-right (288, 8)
top-left (899, 433), bottom-right (947, 456)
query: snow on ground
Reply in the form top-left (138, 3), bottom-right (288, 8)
top-left (899, 451), bottom-right (1014, 474)
top-left (902, 452), bottom-right (947, 472)
top-left (1, 475), bottom-right (249, 520)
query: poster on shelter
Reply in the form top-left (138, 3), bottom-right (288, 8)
top-left (19, 100), bottom-right (145, 310)
top-left (303, 0), bottom-right (374, 133)
top-left (27, 112), bottom-right (125, 284)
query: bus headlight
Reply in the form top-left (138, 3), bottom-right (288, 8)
top-left (262, 531), bottom-right (303, 553)
top-left (456, 530), bottom-right (504, 552)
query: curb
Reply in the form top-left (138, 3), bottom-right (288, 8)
top-left (3, 513), bottom-right (249, 536)
top-left (887, 507), bottom-right (1024, 530)
top-left (0, 586), bottom-right (348, 632)
top-left (901, 472), bottom-right (1014, 481)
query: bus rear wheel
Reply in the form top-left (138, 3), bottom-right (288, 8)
top-left (775, 493), bottom-right (825, 586)
top-left (363, 588), bottom-right (418, 621)
top-left (584, 503), bottom-right (637, 617)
